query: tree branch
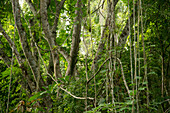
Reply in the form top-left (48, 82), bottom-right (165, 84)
top-left (52, 0), bottom-right (66, 35)
top-left (12, 0), bottom-right (39, 88)
top-left (87, 58), bottom-right (110, 84)
top-left (0, 23), bottom-right (22, 66)
top-left (40, 0), bottom-right (62, 78)
top-left (0, 25), bottom-right (36, 92)
top-left (35, 41), bottom-right (94, 100)
top-left (91, 16), bottom-right (109, 70)
top-left (117, 58), bottom-right (131, 97)
top-left (66, 0), bottom-right (82, 76)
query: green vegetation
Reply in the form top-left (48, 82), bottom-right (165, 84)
top-left (0, 0), bottom-right (169, 112)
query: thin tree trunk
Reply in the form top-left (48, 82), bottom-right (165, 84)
top-left (6, 26), bottom-right (15, 113)
top-left (117, 58), bottom-right (131, 97)
top-left (161, 51), bottom-right (164, 98)
top-left (132, 0), bottom-right (135, 112)
top-left (106, 35), bottom-right (110, 104)
top-left (108, 0), bottom-right (116, 112)
top-left (128, 0), bottom-right (133, 87)
top-left (137, 0), bottom-right (140, 112)
top-left (12, 0), bottom-right (41, 91)
top-left (113, 0), bottom-right (116, 112)
top-left (40, 0), bottom-right (62, 79)
top-left (91, 0), bottom-right (118, 71)
top-left (140, 0), bottom-right (149, 109)
top-left (82, 25), bottom-right (88, 111)
top-left (66, 0), bottom-right (82, 77)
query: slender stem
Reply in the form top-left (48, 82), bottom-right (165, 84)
top-left (106, 36), bottom-right (109, 104)
top-left (137, 0), bottom-right (140, 112)
top-left (83, 25), bottom-right (88, 111)
top-left (161, 54), bottom-right (164, 98)
top-left (140, 0), bottom-right (149, 109)
top-left (132, 0), bottom-right (136, 112)
top-left (117, 58), bottom-right (131, 97)
top-left (113, 0), bottom-right (117, 111)
top-left (6, 25), bottom-right (15, 113)
top-left (35, 41), bottom-right (94, 100)
top-left (137, 0), bottom-right (141, 89)
top-left (128, 0), bottom-right (133, 89)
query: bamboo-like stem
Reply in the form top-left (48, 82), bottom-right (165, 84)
top-left (140, 0), bottom-right (149, 109)
top-left (128, 0), bottom-right (133, 91)
top-left (6, 25), bottom-right (15, 113)
top-left (137, 0), bottom-right (140, 112)
top-left (106, 35), bottom-right (109, 104)
top-left (161, 55), bottom-right (164, 98)
top-left (110, 39), bottom-right (115, 112)
top-left (137, 0), bottom-right (141, 88)
top-left (132, 0), bottom-right (136, 112)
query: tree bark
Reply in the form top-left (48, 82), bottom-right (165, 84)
top-left (40, 0), bottom-right (63, 79)
top-left (91, 0), bottom-right (119, 71)
top-left (66, 0), bottom-right (82, 76)
top-left (12, 0), bottom-right (41, 89)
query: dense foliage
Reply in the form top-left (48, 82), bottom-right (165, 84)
top-left (0, 0), bottom-right (169, 113)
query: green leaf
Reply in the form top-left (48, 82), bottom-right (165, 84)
top-left (40, 91), bottom-right (47, 95)
top-left (119, 107), bottom-right (126, 112)
top-left (100, 69), bottom-right (107, 73)
top-left (143, 81), bottom-right (148, 85)
top-left (98, 98), bottom-right (105, 105)
top-left (28, 92), bottom-right (41, 101)
top-left (148, 71), bottom-right (157, 75)
top-left (65, 76), bottom-right (70, 82)
top-left (94, 14), bottom-right (99, 24)
top-left (138, 87), bottom-right (147, 90)
top-left (31, 101), bottom-right (37, 106)
top-left (136, 76), bottom-right (142, 80)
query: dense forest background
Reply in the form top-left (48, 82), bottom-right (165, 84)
top-left (0, 0), bottom-right (169, 112)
